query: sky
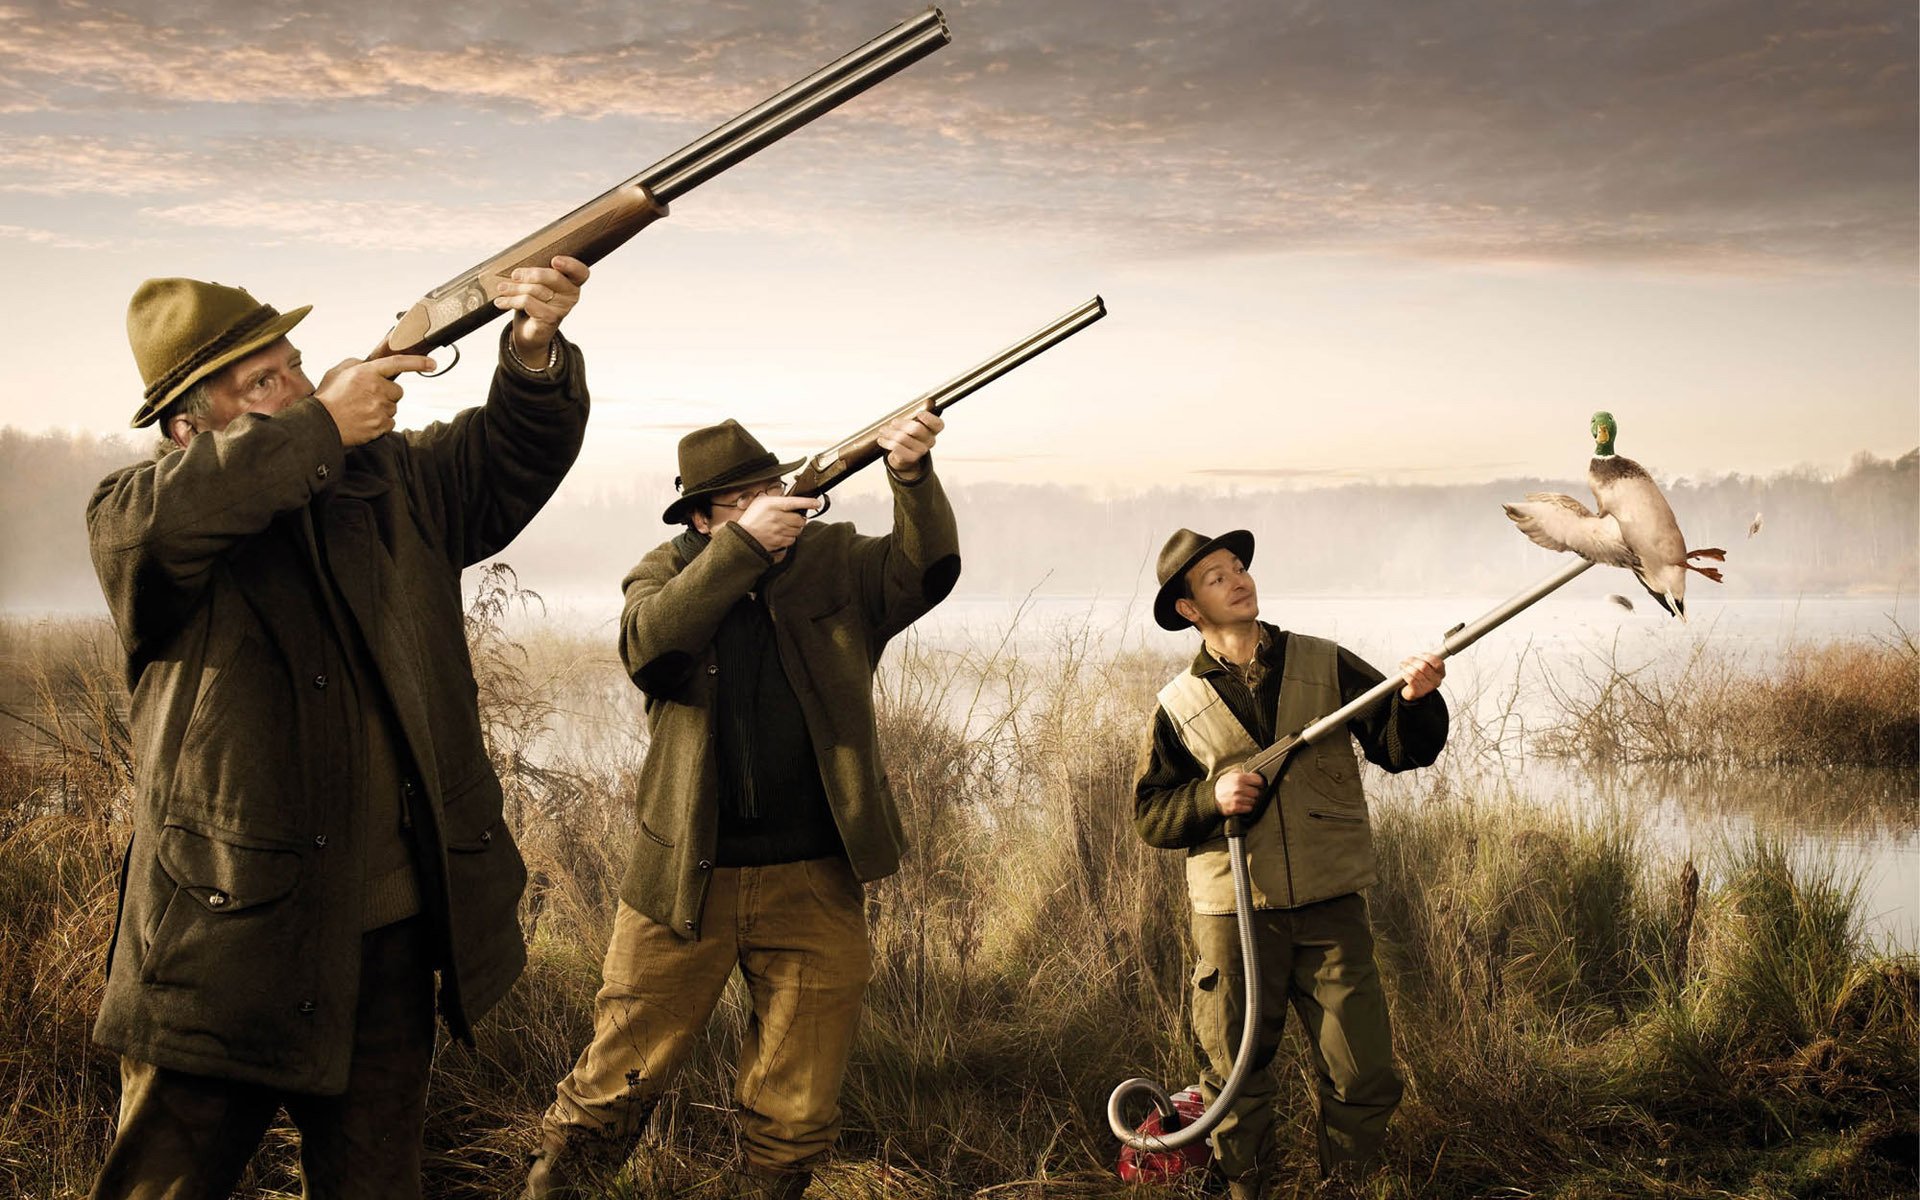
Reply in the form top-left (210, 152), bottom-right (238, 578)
top-left (3, 0), bottom-right (1915, 493)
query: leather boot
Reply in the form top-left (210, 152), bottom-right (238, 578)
top-left (523, 1129), bottom-right (587, 1200)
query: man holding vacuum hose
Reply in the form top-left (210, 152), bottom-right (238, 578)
top-left (1133, 528), bottom-right (1448, 1197)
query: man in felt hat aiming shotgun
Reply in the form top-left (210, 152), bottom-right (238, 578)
top-left (525, 413), bottom-right (958, 1198)
top-left (84, 256), bottom-right (592, 1196)
top-left (1133, 528), bottom-right (1450, 1197)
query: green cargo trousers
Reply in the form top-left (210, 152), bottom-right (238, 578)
top-left (1190, 892), bottom-right (1403, 1181)
top-left (542, 857), bottom-right (872, 1172)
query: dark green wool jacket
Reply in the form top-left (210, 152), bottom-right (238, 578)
top-left (85, 329), bottom-right (587, 1095)
top-left (617, 467), bottom-right (960, 939)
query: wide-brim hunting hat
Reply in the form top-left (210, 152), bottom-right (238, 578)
top-left (1153, 527), bottom-right (1256, 631)
top-left (662, 419), bottom-right (805, 524)
top-left (126, 277), bottom-right (311, 428)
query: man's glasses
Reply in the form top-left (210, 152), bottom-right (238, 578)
top-left (708, 480), bottom-right (786, 512)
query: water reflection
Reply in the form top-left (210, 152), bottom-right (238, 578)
top-left (1370, 757), bottom-right (1920, 951)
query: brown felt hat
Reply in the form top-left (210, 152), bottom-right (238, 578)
top-left (662, 419), bottom-right (805, 524)
top-left (125, 278), bottom-right (311, 428)
top-left (1153, 528), bottom-right (1256, 631)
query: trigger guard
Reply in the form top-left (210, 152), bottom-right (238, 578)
top-left (421, 343), bottom-right (460, 379)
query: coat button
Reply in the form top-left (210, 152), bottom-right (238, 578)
top-left (478, 830), bottom-right (492, 844)
top-left (313, 834), bottom-right (328, 848)
top-left (682, 920), bottom-right (695, 931)
top-left (312, 674), bottom-right (328, 690)
top-left (205, 890), bottom-right (230, 908)
top-left (316, 464), bottom-right (330, 480)
top-left (298, 999), bottom-right (316, 1015)
top-left (697, 860), bottom-right (712, 871)
top-left (707, 664), bottom-right (719, 675)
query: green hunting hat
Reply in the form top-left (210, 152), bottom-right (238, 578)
top-left (1153, 527), bottom-right (1256, 631)
top-left (662, 419), bottom-right (805, 524)
top-left (125, 277), bottom-right (311, 428)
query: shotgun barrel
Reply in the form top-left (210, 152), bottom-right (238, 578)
top-left (642, 8), bottom-right (949, 202)
top-left (375, 8), bottom-right (950, 358)
top-left (786, 295), bottom-right (1107, 500)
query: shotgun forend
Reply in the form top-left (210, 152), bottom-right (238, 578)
top-left (786, 295), bottom-right (1108, 500)
top-left (372, 7), bottom-right (950, 359)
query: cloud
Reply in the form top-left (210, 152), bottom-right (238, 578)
top-left (137, 195), bottom-right (553, 250)
top-left (0, 221), bottom-right (112, 249)
top-left (0, 0), bottom-right (1911, 272)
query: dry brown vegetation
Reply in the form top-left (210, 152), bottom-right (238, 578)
top-left (1538, 626), bottom-right (1919, 769)
top-left (0, 590), bottom-right (1914, 1198)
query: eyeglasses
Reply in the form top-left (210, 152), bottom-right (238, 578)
top-left (707, 480), bottom-right (786, 512)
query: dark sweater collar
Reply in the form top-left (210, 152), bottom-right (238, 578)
top-left (1190, 620), bottom-right (1287, 678)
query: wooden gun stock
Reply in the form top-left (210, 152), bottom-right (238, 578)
top-left (370, 7), bottom-right (950, 361)
top-left (786, 295), bottom-right (1107, 501)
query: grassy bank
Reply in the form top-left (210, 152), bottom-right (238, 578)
top-left (0, 607), bottom-right (1913, 1198)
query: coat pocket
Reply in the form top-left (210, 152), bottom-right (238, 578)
top-left (441, 769), bottom-right (506, 852)
top-left (140, 822), bottom-right (303, 990)
top-left (438, 771), bottom-right (527, 963)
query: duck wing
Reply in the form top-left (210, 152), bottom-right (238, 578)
top-left (1502, 492), bottom-right (1640, 568)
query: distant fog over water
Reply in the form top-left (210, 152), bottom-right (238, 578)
top-left (2, 429), bottom-right (1913, 619)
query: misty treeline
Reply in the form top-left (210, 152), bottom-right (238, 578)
top-left (2, 425), bottom-right (1913, 612)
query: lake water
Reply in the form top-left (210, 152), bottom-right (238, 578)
top-left (902, 589), bottom-right (1920, 951)
top-left (9, 586), bottom-right (1915, 948)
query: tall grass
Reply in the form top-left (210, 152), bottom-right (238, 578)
top-left (0, 599), bottom-right (1913, 1199)
top-left (1540, 627), bottom-right (1919, 768)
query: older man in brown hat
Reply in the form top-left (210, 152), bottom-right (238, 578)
top-left (1133, 528), bottom-right (1449, 1198)
top-left (86, 256), bottom-right (593, 1197)
top-left (526, 413), bottom-right (959, 1198)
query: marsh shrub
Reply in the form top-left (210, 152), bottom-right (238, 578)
top-left (1541, 631), bottom-right (1919, 769)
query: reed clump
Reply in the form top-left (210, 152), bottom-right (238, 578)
top-left (0, 603), bottom-right (1913, 1199)
top-left (1539, 629), bottom-right (1919, 769)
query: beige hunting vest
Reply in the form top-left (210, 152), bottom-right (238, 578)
top-left (1158, 632), bottom-right (1375, 913)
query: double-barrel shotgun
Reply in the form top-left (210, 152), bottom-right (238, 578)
top-left (782, 296), bottom-right (1108, 511)
top-left (371, 8), bottom-right (950, 361)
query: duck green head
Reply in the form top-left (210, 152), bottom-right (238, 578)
top-left (1590, 410), bottom-right (1617, 457)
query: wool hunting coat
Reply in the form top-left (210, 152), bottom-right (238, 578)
top-left (616, 467), bottom-right (961, 939)
top-left (85, 330), bottom-right (588, 1094)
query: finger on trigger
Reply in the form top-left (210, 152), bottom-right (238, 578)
top-left (377, 354), bottom-right (436, 377)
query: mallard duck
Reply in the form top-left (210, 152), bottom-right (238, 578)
top-left (1503, 411), bottom-right (1726, 620)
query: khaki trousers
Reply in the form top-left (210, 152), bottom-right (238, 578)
top-left (89, 916), bottom-right (437, 1200)
top-left (1190, 892), bottom-right (1403, 1180)
top-left (544, 858), bottom-right (872, 1171)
